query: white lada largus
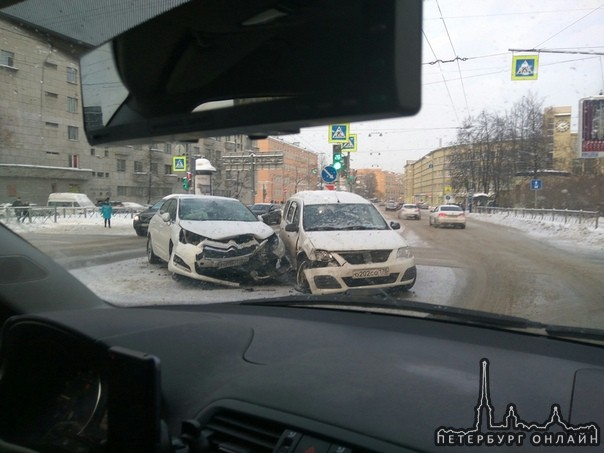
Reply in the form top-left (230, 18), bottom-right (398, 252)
top-left (279, 190), bottom-right (416, 295)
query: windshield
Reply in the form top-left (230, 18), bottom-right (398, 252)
top-left (303, 203), bottom-right (389, 231)
top-left (1, 0), bottom-right (603, 338)
top-left (249, 204), bottom-right (271, 215)
top-left (179, 198), bottom-right (258, 222)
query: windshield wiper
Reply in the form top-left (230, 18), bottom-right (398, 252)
top-left (306, 226), bottom-right (341, 231)
top-left (544, 325), bottom-right (604, 343)
top-left (339, 225), bottom-right (377, 230)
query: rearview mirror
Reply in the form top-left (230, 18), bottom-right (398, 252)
top-left (80, 0), bottom-right (422, 145)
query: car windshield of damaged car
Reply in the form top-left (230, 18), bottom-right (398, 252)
top-left (176, 198), bottom-right (258, 222)
top-left (302, 204), bottom-right (389, 232)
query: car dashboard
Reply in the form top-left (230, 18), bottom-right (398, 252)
top-left (0, 304), bottom-right (603, 453)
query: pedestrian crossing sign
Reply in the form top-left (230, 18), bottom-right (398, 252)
top-left (328, 124), bottom-right (350, 143)
top-left (173, 156), bottom-right (187, 172)
top-left (342, 134), bottom-right (357, 152)
top-left (512, 55), bottom-right (538, 80)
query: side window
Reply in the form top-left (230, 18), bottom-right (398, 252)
top-left (159, 199), bottom-right (176, 221)
top-left (285, 201), bottom-right (299, 224)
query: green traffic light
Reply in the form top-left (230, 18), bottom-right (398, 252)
top-left (333, 162), bottom-right (342, 170)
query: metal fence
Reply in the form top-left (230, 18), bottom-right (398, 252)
top-left (0, 206), bottom-right (141, 224)
top-left (474, 206), bottom-right (600, 229)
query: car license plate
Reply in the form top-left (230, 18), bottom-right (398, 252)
top-left (352, 268), bottom-right (389, 279)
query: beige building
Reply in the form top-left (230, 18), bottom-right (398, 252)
top-left (354, 168), bottom-right (404, 201)
top-left (403, 146), bottom-right (455, 205)
top-left (402, 105), bottom-right (603, 207)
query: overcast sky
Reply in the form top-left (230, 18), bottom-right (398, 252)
top-left (282, 0), bottom-right (604, 171)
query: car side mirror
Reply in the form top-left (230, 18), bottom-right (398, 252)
top-left (284, 224), bottom-right (299, 233)
top-left (390, 221), bottom-right (401, 230)
top-left (160, 212), bottom-right (171, 222)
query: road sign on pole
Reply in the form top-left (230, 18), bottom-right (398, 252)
top-left (322, 166), bottom-right (338, 183)
top-left (530, 179), bottom-right (542, 190)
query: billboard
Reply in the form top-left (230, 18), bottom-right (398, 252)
top-left (578, 97), bottom-right (604, 158)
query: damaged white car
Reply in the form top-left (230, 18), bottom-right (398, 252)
top-left (147, 194), bottom-right (288, 286)
top-left (279, 191), bottom-right (417, 295)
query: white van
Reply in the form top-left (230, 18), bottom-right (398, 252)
top-left (47, 192), bottom-right (95, 208)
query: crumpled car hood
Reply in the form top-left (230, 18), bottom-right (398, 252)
top-left (179, 220), bottom-right (275, 240)
top-left (304, 230), bottom-right (407, 251)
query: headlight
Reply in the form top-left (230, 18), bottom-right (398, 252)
top-left (396, 246), bottom-right (413, 259)
top-left (179, 228), bottom-right (206, 245)
top-left (313, 249), bottom-right (334, 262)
top-left (134, 215), bottom-right (140, 221)
top-left (268, 233), bottom-right (285, 256)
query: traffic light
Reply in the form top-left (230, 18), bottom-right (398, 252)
top-left (183, 171), bottom-right (192, 190)
top-left (332, 145), bottom-right (342, 171)
top-left (340, 153), bottom-right (349, 176)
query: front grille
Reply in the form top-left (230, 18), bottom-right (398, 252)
top-left (202, 244), bottom-right (257, 259)
top-left (339, 250), bottom-right (392, 265)
top-left (342, 273), bottom-right (399, 287)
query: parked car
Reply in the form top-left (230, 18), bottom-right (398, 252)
top-left (384, 199), bottom-right (399, 211)
top-left (399, 203), bottom-right (421, 220)
top-left (132, 199), bottom-right (163, 237)
top-left (120, 201), bottom-right (146, 210)
top-left (47, 192), bottom-right (95, 208)
top-left (279, 190), bottom-right (416, 295)
top-left (147, 194), bottom-right (288, 285)
top-left (429, 204), bottom-right (467, 228)
top-left (249, 203), bottom-right (282, 225)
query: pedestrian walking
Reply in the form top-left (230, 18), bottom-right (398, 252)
top-left (100, 199), bottom-right (113, 228)
top-left (11, 197), bottom-right (30, 222)
top-left (11, 197), bottom-right (23, 221)
top-left (20, 201), bottom-right (31, 223)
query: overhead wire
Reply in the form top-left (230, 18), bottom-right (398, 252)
top-left (534, 3), bottom-right (604, 48)
top-left (436, 0), bottom-right (470, 118)
top-left (422, 30), bottom-right (461, 126)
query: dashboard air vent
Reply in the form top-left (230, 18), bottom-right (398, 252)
top-left (203, 410), bottom-right (284, 452)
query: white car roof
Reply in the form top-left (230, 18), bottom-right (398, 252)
top-left (162, 194), bottom-right (239, 203)
top-left (289, 190), bottom-right (371, 205)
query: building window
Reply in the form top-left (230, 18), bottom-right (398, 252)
top-left (117, 159), bottom-right (126, 172)
top-left (45, 122), bottom-right (59, 128)
top-left (67, 126), bottom-right (79, 140)
top-left (67, 97), bottom-right (78, 113)
top-left (44, 61), bottom-right (58, 70)
top-left (44, 91), bottom-right (58, 98)
top-left (66, 67), bottom-right (78, 84)
top-left (0, 50), bottom-right (15, 67)
top-left (150, 163), bottom-right (158, 175)
top-left (164, 164), bottom-right (172, 175)
top-left (117, 186), bottom-right (128, 196)
top-left (68, 154), bottom-right (79, 168)
top-left (104, 149), bottom-right (109, 157)
top-left (134, 161), bottom-right (143, 173)
top-left (164, 143), bottom-right (172, 154)
top-left (105, 172), bottom-right (109, 177)
top-left (90, 148), bottom-right (96, 156)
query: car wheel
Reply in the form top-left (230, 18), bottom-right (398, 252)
top-left (134, 227), bottom-right (145, 237)
top-left (295, 258), bottom-right (311, 294)
top-left (460, 224), bottom-right (466, 229)
top-left (147, 236), bottom-right (161, 264)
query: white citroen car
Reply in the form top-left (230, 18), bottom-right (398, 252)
top-left (147, 194), bottom-right (288, 286)
top-left (279, 191), bottom-right (416, 295)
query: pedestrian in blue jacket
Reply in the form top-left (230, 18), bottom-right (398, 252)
top-left (100, 200), bottom-right (113, 228)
